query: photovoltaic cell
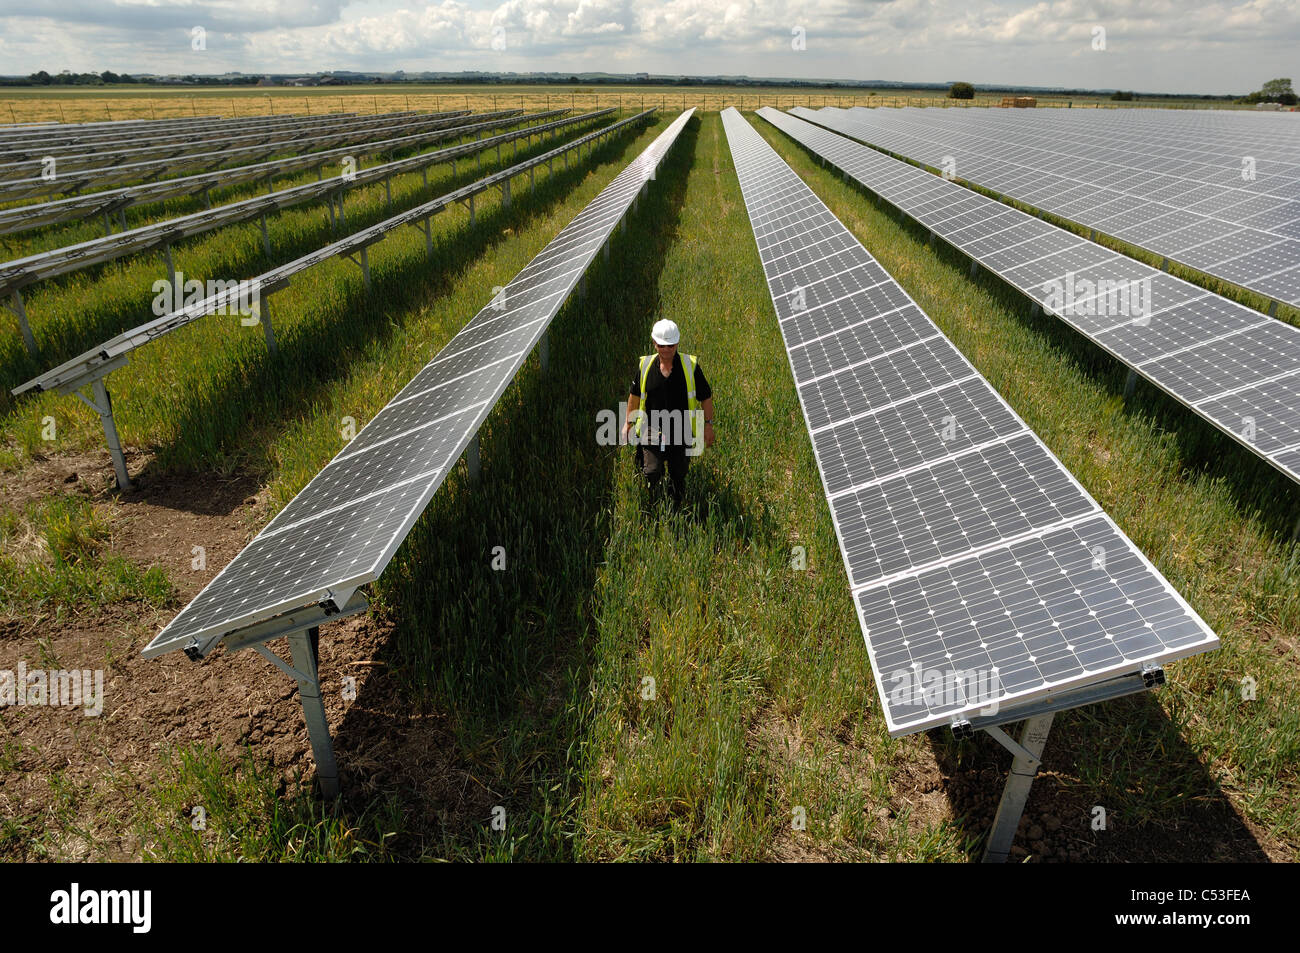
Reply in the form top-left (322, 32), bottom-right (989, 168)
top-left (722, 107), bottom-right (1216, 736)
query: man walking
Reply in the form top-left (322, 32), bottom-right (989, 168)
top-left (622, 319), bottom-right (715, 505)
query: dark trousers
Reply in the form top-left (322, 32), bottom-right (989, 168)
top-left (638, 443), bottom-right (689, 504)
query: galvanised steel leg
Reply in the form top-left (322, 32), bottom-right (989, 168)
top-left (162, 242), bottom-right (178, 303)
top-left (469, 194), bottom-right (475, 227)
top-left (539, 330), bottom-right (549, 375)
top-left (1124, 368), bottom-right (1138, 400)
top-left (9, 289), bottom-right (37, 356)
top-left (502, 178), bottom-right (511, 210)
top-left (259, 295), bottom-right (277, 356)
top-left (259, 212), bottom-right (272, 257)
top-left (982, 713), bottom-right (1054, 863)
top-left (466, 435), bottom-right (481, 482)
top-left (87, 378), bottom-right (131, 490)
top-left (287, 627), bottom-right (339, 799)
top-left (360, 246), bottom-right (372, 292)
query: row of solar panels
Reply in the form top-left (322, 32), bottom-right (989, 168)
top-left (797, 106), bottom-right (1300, 309)
top-left (721, 107), bottom-right (1217, 736)
top-left (0, 110), bottom-right (344, 144)
top-left (768, 107), bottom-right (1300, 486)
top-left (0, 109), bottom-right (377, 161)
top-left (0, 109), bottom-right (596, 308)
top-left (0, 109), bottom-right (541, 237)
top-left (0, 109), bottom-right (435, 178)
top-left (0, 109), bottom-right (483, 202)
top-left (16, 109), bottom-right (660, 400)
top-left (143, 108), bottom-right (696, 661)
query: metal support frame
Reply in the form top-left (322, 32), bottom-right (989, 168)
top-left (969, 259), bottom-right (978, 279)
top-left (982, 714), bottom-right (1054, 863)
top-left (256, 294), bottom-right (278, 355)
top-left (502, 177), bottom-right (511, 210)
top-left (962, 667), bottom-right (1160, 862)
top-left (161, 242), bottom-right (178, 300)
top-left (259, 212), bottom-right (272, 257)
top-left (466, 434), bottom-right (481, 482)
top-left (342, 245), bottom-right (373, 292)
top-left (384, 175), bottom-right (392, 208)
top-left (287, 628), bottom-right (339, 798)
top-left (211, 591), bottom-right (370, 799)
top-left (578, 274), bottom-right (587, 300)
top-left (1123, 367), bottom-right (1139, 399)
top-left (58, 357), bottom-right (132, 489)
top-left (539, 329), bottom-right (549, 375)
top-left (6, 288), bottom-right (37, 356)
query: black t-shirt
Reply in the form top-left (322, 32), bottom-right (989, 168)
top-left (629, 353), bottom-right (712, 446)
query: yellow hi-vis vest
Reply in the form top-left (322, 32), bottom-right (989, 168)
top-left (635, 353), bottom-right (699, 444)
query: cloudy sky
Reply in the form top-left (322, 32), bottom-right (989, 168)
top-left (0, 0), bottom-right (1295, 95)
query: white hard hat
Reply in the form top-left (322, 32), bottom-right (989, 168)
top-left (651, 319), bottom-right (680, 345)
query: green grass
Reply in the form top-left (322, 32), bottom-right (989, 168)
top-left (0, 494), bottom-right (171, 621)
top-left (1, 111), bottom-right (1297, 862)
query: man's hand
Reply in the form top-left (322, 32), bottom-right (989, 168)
top-left (704, 421), bottom-right (715, 448)
top-left (622, 420), bottom-right (634, 445)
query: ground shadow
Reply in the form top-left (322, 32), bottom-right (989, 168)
top-left (929, 690), bottom-right (1271, 862)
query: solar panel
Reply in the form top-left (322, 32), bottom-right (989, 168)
top-left (760, 107), bottom-right (1300, 487)
top-left (140, 108), bottom-right (695, 661)
top-left (793, 106), bottom-right (1300, 309)
top-left (722, 107), bottom-right (1217, 737)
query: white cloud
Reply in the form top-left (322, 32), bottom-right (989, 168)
top-left (1, 0), bottom-right (1297, 93)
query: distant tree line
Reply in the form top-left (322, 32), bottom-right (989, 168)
top-left (1237, 78), bottom-right (1297, 105)
top-left (3, 70), bottom-right (262, 87)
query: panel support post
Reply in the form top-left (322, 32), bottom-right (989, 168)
top-left (162, 242), bottom-right (178, 301)
top-left (969, 259), bottom-right (978, 279)
top-left (539, 329), bottom-right (549, 375)
top-left (9, 289), bottom-right (37, 356)
top-left (981, 713), bottom-right (1054, 863)
top-left (259, 212), bottom-right (272, 257)
top-left (529, 166), bottom-right (535, 193)
top-left (360, 246), bottom-right (372, 292)
top-left (579, 275), bottom-right (587, 301)
top-left (287, 627), bottom-right (339, 800)
top-left (466, 435), bottom-right (481, 482)
top-left (603, 240), bottom-right (610, 263)
top-left (469, 194), bottom-right (475, 227)
top-left (502, 178), bottom-right (511, 210)
top-left (1123, 368), bottom-right (1138, 400)
top-left (257, 294), bottom-right (277, 356)
top-left (88, 378), bottom-right (131, 490)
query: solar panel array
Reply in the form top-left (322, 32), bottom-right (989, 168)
top-left (721, 107), bottom-right (1217, 736)
top-left (17, 109), bottom-right (660, 399)
top-left (0, 109), bottom-right (493, 201)
top-left (0, 110), bottom-right (393, 162)
top-left (793, 106), bottom-right (1300, 308)
top-left (0, 109), bottom-right (557, 237)
top-left (141, 108), bottom-right (696, 661)
top-left (0, 109), bottom-right (598, 299)
top-left (764, 107), bottom-right (1300, 485)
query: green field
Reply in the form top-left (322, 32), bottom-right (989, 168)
top-left (0, 108), bottom-right (1296, 862)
